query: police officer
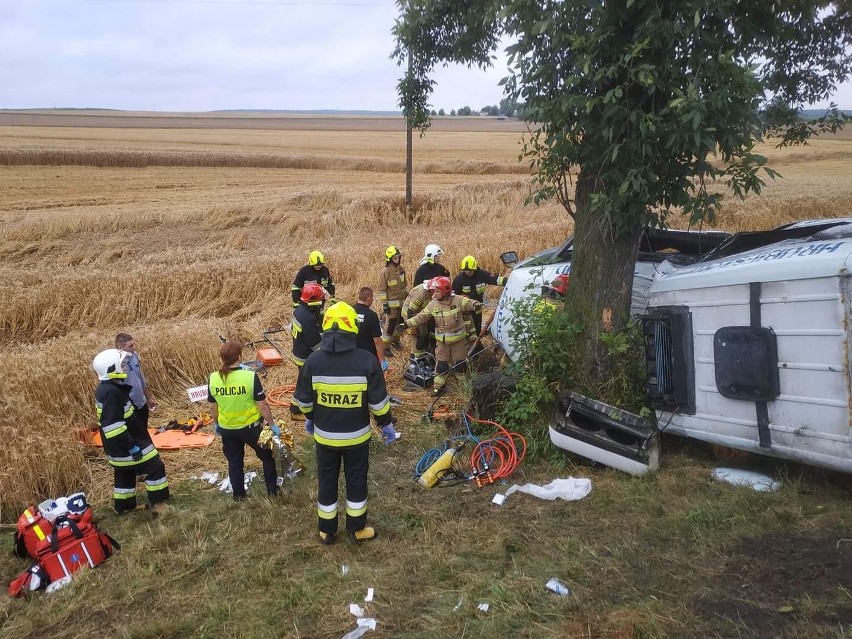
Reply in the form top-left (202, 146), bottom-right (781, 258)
top-left (291, 250), bottom-right (335, 307)
top-left (93, 348), bottom-right (169, 515)
top-left (413, 244), bottom-right (450, 286)
top-left (452, 255), bottom-right (507, 336)
top-left (292, 302), bottom-right (398, 545)
top-left (377, 245), bottom-right (407, 355)
top-left (208, 340), bottom-right (280, 501)
top-left (401, 276), bottom-right (482, 396)
top-left (290, 283), bottom-right (325, 422)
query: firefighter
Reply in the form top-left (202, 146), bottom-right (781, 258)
top-left (535, 273), bottom-right (570, 314)
top-left (413, 243), bottom-right (450, 286)
top-left (377, 245), bottom-right (408, 356)
top-left (291, 250), bottom-right (335, 308)
top-left (292, 302), bottom-right (398, 545)
top-left (401, 277), bottom-right (434, 358)
top-left (92, 348), bottom-right (169, 515)
top-left (451, 255), bottom-right (508, 336)
top-left (290, 283), bottom-right (325, 421)
top-left (400, 276), bottom-right (482, 396)
top-left (208, 340), bottom-right (280, 500)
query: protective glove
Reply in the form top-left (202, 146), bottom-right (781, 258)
top-left (381, 424), bottom-right (400, 445)
top-left (305, 419), bottom-right (314, 436)
top-left (269, 423), bottom-right (281, 437)
top-left (128, 445), bottom-right (143, 461)
top-left (382, 303), bottom-right (390, 315)
top-left (381, 359), bottom-right (389, 372)
top-left (213, 423), bottom-right (223, 437)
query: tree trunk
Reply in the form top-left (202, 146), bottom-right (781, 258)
top-left (564, 168), bottom-right (643, 387)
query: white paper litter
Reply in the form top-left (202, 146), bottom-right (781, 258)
top-left (349, 603), bottom-right (365, 618)
top-left (364, 588), bottom-right (374, 602)
top-left (191, 471), bottom-right (219, 484)
top-left (503, 477), bottom-right (592, 502)
top-left (712, 468), bottom-right (781, 492)
top-left (546, 578), bottom-right (571, 596)
top-left (492, 493), bottom-right (506, 506)
top-left (341, 565), bottom-right (350, 576)
top-left (477, 603), bottom-right (490, 612)
top-left (340, 618), bottom-right (376, 639)
top-left (217, 472), bottom-right (257, 494)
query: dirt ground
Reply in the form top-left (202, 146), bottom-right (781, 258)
top-left (691, 531), bottom-right (852, 637)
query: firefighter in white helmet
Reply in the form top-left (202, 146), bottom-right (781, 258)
top-left (413, 243), bottom-right (450, 286)
top-left (93, 348), bottom-right (169, 515)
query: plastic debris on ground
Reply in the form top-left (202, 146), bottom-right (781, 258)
top-left (190, 471), bottom-right (220, 485)
top-left (341, 565), bottom-right (350, 576)
top-left (340, 618), bottom-right (377, 639)
top-left (546, 578), bottom-right (571, 596)
top-left (712, 468), bottom-right (781, 492)
top-left (499, 477), bottom-right (592, 502)
top-left (217, 471), bottom-right (257, 494)
top-left (364, 588), bottom-right (374, 602)
top-left (349, 603), bottom-right (365, 618)
top-left (453, 597), bottom-right (463, 611)
top-left (477, 603), bottom-right (490, 612)
top-left (491, 493), bottom-right (506, 506)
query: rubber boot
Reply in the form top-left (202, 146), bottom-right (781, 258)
top-left (349, 527), bottom-right (376, 543)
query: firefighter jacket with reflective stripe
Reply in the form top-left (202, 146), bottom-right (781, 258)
top-left (377, 263), bottom-right (407, 308)
top-left (292, 303), bottom-right (323, 365)
top-left (95, 380), bottom-right (158, 466)
top-left (406, 294), bottom-right (481, 343)
top-left (291, 264), bottom-right (335, 305)
top-left (402, 283), bottom-right (431, 318)
top-left (452, 268), bottom-right (507, 305)
top-left (292, 331), bottom-right (394, 447)
top-left (208, 369), bottom-right (262, 428)
top-left (413, 261), bottom-right (450, 286)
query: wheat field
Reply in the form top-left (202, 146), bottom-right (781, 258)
top-left (1, 112), bottom-right (851, 520)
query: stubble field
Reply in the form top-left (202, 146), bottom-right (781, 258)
top-left (0, 111), bottom-right (851, 638)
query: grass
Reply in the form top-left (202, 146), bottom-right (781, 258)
top-left (0, 113), bottom-right (851, 637)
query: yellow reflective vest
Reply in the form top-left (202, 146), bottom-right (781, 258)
top-left (208, 369), bottom-right (261, 429)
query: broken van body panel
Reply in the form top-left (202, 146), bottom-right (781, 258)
top-left (492, 219), bottom-right (852, 474)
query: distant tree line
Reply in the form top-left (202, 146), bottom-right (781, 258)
top-left (429, 97), bottom-right (524, 118)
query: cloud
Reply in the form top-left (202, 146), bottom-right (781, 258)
top-left (0, 1), bottom-right (848, 112)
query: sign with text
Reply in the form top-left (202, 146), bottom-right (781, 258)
top-left (187, 385), bottom-right (209, 403)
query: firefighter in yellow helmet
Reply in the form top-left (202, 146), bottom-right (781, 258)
top-left (291, 250), bottom-right (335, 308)
top-left (377, 245), bottom-right (408, 355)
top-left (400, 276), bottom-right (482, 396)
top-left (452, 255), bottom-right (508, 337)
top-left (292, 302), bottom-right (399, 545)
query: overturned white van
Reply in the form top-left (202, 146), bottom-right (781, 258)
top-left (491, 219), bottom-right (852, 474)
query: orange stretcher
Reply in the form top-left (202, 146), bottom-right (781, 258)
top-left (89, 428), bottom-right (214, 450)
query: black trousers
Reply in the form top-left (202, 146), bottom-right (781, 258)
top-left (113, 454), bottom-right (169, 512)
top-left (221, 424), bottom-right (278, 498)
top-left (316, 441), bottom-right (369, 535)
top-left (128, 404), bottom-right (155, 448)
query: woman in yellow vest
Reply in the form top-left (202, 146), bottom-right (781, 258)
top-left (208, 340), bottom-right (280, 500)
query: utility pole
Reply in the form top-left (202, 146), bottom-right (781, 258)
top-left (405, 52), bottom-right (413, 212)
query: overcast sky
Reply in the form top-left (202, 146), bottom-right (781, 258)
top-left (1, 0), bottom-right (849, 113)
